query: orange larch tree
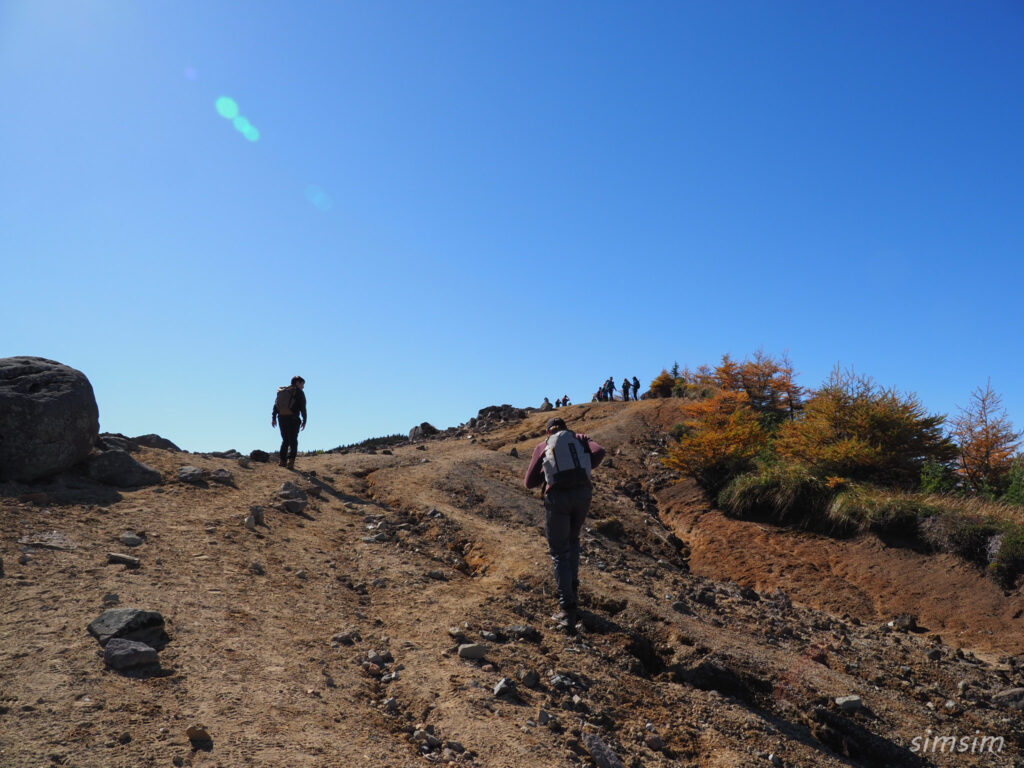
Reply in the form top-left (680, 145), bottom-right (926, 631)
top-left (662, 390), bottom-right (768, 488)
top-left (775, 367), bottom-right (954, 488)
top-left (951, 380), bottom-right (1022, 493)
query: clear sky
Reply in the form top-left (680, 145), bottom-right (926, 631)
top-left (2, 1), bottom-right (1022, 453)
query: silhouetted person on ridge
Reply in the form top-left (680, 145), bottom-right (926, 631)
top-left (632, 376), bottom-right (641, 400)
top-left (621, 377), bottom-right (631, 402)
top-left (272, 375), bottom-right (306, 469)
top-left (524, 416), bottom-right (606, 633)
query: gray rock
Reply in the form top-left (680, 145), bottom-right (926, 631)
top-left (644, 732), bottom-right (665, 751)
top-left (516, 668), bottom-right (540, 688)
top-left (993, 688), bottom-right (1024, 710)
top-left (107, 552), bottom-right (141, 568)
top-left (87, 608), bottom-right (168, 649)
top-left (97, 433), bottom-right (136, 452)
top-left (582, 733), bottom-right (627, 768)
top-left (409, 422), bottom-right (439, 441)
top-left (493, 677), bottom-right (517, 699)
top-left (282, 499), bottom-right (308, 514)
top-left (457, 643), bottom-right (487, 660)
top-left (103, 638), bottom-right (158, 670)
top-left (84, 450), bottom-right (162, 488)
top-left (0, 357), bottom-right (99, 482)
top-left (890, 613), bottom-right (919, 632)
top-left (250, 449), bottom-right (270, 463)
top-left (367, 650), bottom-right (392, 666)
top-left (177, 466), bottom-right (207, 484)
top-left (209, 450), bottom-right (242, 459)
top-left (278, 482), bottom-right (307, 501)
top-left (119, 532), bottom-right (144, 548)
top-left (133, 434), bottom-right (181, 452)
top-left (835, 695), bottom-right (862, 713)
top-left (208, 469), bottom-right (234, 486)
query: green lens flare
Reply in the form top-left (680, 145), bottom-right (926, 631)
top-left (233, 116), bottom-right (251, 132)
top-left (215, 97), bottom-right (239, 119)
top-left (243, 126), bottom-right (260, 142)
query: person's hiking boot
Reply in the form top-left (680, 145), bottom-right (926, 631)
top-left (287, 459), bottom-right (295, 470)
top-left (552, 607), bottom-right (578, 634)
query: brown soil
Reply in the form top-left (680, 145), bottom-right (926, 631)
top-left (2, 399), bottom-right (1023, 767)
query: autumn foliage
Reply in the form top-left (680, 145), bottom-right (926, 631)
top-left (951, 380), bottom-right (1022, 494)
top-left (660, 352), bottom-right (1024, 586)
top-left (775, 367), bottom-right (955, 488)
top-left (661, 390), bottom-right (766, 487)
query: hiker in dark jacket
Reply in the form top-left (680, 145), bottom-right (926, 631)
top-left (621, 377), bottom-right (631, 402)
top-left (272, 376), bottom-right (307, 469)
top-left (524, 416), bottom-right (606, 632)
top-left (632, 376), bottom-right (641, 400)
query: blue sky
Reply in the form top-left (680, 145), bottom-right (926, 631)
top-left (2, 1), bottom-right (1022, 452)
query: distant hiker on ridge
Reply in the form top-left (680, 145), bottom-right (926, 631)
top-left (562, 394), bottom-right (571, 406)
top-left (524, 416), bottom-right (606, 633)
top-left (272, 375), bottom-right (306, 469)
top-left (621, 377), bottom-right (631, 402)
top-left (540, 396), bottom-right (553, 411)
top-left (632, 376), bottom-right (640, 400)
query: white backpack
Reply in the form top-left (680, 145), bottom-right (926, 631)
top-left (542, 430), bottom-right (592, 488)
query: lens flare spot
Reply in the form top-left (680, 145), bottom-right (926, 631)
top-left (243, 126), bottom-right (260, 142)
top-left (233, 115), bottom-right (252, 133)
top-left (304, 185), bottom-right (333, 212)
top-left (215, 97), bottom-right (239, 119)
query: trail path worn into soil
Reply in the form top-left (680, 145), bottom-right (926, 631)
top-left (2, 399), bottom-right (1023, 767)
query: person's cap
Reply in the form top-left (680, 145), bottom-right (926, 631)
top-left (546, 417), bottom-right (566, 431)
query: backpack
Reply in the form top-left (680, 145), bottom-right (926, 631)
top-left (542, 430), bottom-right (592, 489)
top-left (275, 386), bottom-right (296, 416)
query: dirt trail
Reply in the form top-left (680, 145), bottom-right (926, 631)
top-left (3, 399), bottom-right (1024, 768)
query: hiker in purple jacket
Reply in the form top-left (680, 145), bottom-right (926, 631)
top-left (524, 416), bottom-right (606, 632)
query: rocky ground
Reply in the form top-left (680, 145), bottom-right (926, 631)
top-left (3, 399), bottom-right (1024, 767)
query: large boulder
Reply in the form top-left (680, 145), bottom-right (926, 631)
top-left (0, 357), bottom-right (100, 482)
top-left (84, 449), bottom-right (162, 488)
top-left (409, 422), bottom-right (439, 441)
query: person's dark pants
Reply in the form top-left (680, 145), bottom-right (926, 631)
top-left (278, 415), bottom-right (301, 465)
top-left (544, 484), bottom-right (592, 610)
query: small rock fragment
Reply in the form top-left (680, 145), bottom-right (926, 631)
top-left (493, 677), bottom-right (517, 699)
top-left (119, 532), bottom-right (144, 547)
top-left (107, 553), bottom-right (140, 568)
top-left (835, 695), bottom-right (862, 713)
top-left (186, 724), bottom-right (212, 748)
top-left (457, 643), bottom-right (487, 660)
